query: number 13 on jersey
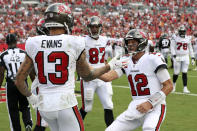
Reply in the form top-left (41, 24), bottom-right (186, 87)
top-left (35, 51), bottom-right (69, 85)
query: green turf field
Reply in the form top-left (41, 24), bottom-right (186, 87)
top-left (1, 62), bottom-right (197, 131)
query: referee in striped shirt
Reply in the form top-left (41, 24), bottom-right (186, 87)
top-left (0, 34), bottom-right (33, 131)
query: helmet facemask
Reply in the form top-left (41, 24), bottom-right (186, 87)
top-left (178, 30), bottom-right (186, 38)
top-left (178, 25), bottom-right (186, 38)
top-left (125, 38), bottom-right (147, 56)
top-left (36, 18), bottom-right (48, 35)
top-left (88, 25), bottom-right (102, 39)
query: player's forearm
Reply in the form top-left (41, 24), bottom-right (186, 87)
top-left (99, 73), bottom-right (112, 82)
top-left (170, 40), bottom-right (176, 55)
top-left (99, 70), bottom-right (119, 82)
top-left (29, 68), bottom-right (36, 82)
top-left (161, 79), bottom-right (173, 96)
top-left (15, 79), bottom-right (32, 97)
top-left (15, 70), bottom-right (32, 97)
top-left (15, 69), bottom-right (32, 97)
top-left (15, 55), bottom-right (33, 97)
top-left (82, 64), bottom-right (111, 81)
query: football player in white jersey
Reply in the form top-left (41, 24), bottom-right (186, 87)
top-left (14, 3), bottom-right (125, 131)
top-left (169, 32), bottom-right (178, 68)
top-left (105, 33), bottom-right (113, 59)
top-left (170, 25), bottom-right (195, 93)
top-left (105, 40), bottom-right (113, 59)
top-left (192, 32), bottom-right (197, 70)
top-left (31, 18), bottom-right (48, 131)
top-left (99, 29), bottom-right (173, 131)
top-left (79, 16), bottom-right (114, 127)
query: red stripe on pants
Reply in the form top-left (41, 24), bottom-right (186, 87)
top-left (155, 104), bottom-right (166, 131)
top-left (36, 110), bottom-right (41, 126)
top-left (73, 106), bottom-right (84, 131)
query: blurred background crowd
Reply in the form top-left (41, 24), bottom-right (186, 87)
top-left (0, 0), bottom-right (196, 43)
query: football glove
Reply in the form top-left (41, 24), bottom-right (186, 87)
top-left (27, 94), bottom-right (39, 109)
top-left (175, 56), bottom-right (181, 62)
top-left (108, 54), bottom-right (129, 70)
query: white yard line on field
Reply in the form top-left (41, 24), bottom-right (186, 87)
top-left (75, 81), bottom-right (197, 96)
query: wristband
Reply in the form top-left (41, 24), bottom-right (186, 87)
top-left (148, 91), bottom-right (166, 107)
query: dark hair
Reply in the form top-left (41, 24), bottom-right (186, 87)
top-left (6, 34), bottom-right (17, 45)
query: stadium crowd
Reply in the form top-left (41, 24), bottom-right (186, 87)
top-left (0, 0), bottom-right (196, 44)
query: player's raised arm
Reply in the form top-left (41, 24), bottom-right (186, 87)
top-left (99, 69), bottom-right (123, 82)
top-left (15, 55), bottom-right (33, 97)
top-left (170, 38), bottom-right (176, 57)
top-left (188, 40), bottom-right (195, 58)
top-left (76, 50), bottom-right (127, 81)
top-left (76, 50), bottom-right (110, 81)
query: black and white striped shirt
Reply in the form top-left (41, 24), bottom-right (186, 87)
top-left (0, 48), bottom-right (26, 80)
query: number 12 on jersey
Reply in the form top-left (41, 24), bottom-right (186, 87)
top-left (128, 74), bottom-right (150, 96)
top-left (35, 51), bottom-right (69, 85)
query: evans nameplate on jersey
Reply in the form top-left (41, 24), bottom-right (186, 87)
top-left (41, 40), bottom-right (62, 48)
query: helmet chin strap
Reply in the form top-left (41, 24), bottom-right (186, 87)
top-left (64, 22), bottom-right (70, 35)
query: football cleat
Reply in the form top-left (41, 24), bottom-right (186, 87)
top-left (172, 83), bottom-right (176, 93)
top-left (183, 87), bottom-right (190, 94)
